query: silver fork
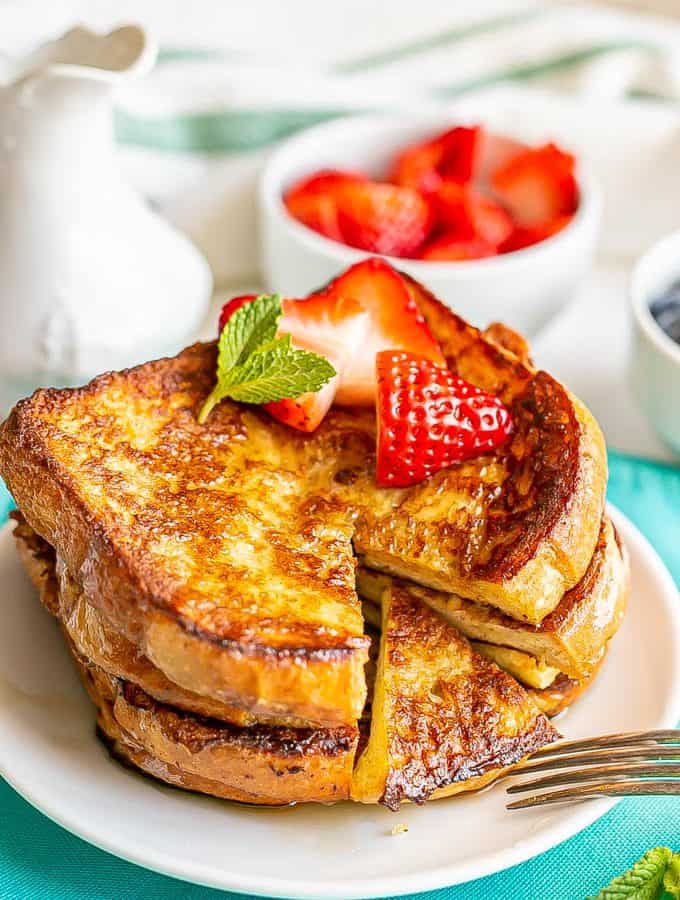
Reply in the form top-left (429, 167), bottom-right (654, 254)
top-left (505, 730), bottom-right (680, 809)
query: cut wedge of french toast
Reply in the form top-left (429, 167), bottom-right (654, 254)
top-left (357, 516), bottom-right (628, 680)
top-left (0, 264), bottom-right (606, 725)
top-left (352, 579), bottom-right (559, 809)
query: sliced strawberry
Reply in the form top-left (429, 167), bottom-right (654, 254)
top-left (284, 170), bottom-right (367, 242)
top-left (317, 258), bottom-right (444, 405)
top-left (218, 291), bottom-right (369, 432)
top-left (474, 132), bottom-right (526, 185)
top-left (333, 180), bottom-right (432, 258)
top-left (500, 214), bottom-right (573, 253)
top-left (376, 351), bottom-right (513, 487)
top-left (419, 234), bottom-right (498, 262)
top-left (390, 126), bottom-right (481, 194)
top-left (218, 294), bottom-right (257, 335)
top-left (434, 182), bottom-right (513, 246)
top-left (491, 143), bottom-right (578, 228)
top-left (264, 380), bottom-right (338, 433)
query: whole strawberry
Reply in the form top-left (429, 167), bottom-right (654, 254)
top-left (376, 351), bottom-right (513, 487)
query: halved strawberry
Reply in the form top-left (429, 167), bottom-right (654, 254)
top-left (376, 350), bottom-right (513, 487)
top-left (284, 170), bottom-right (367, 242)
top-left (218, 291), bottom-right (370, 432)
top-left (317, 258), bottom-right (444, 405)
top-left (434, 182), bottom-right (513, 246)
top-left (333, 181), bottom-right (432, 258)
top-left (491, 143), bottom-right (578, 228)
top-left (390, 125), bottom-right (481, 194)
top-left (500, 214), bottom-right (573, 253)
top-left (419, 234), bottom-right (498, 262)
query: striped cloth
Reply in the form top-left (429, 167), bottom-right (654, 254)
top-left (73, 1), bottom-right (680, 284)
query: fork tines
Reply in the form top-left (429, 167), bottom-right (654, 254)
top-left (506, 730), bottom-right (680, 810)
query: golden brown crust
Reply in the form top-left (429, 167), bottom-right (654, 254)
top-left (352, 583), bottom-right (559, 810)
top-left (482, 322), bottom-right (533, 367)
top-left (358, 516), bottom-right (628, 679)
top-left (12, 517), bottom-right (324, 728)
top-left (72, 651), bottom-right (357, 806)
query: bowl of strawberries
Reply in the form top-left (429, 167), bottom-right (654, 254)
top-left (258, 115), bottom-right (601, 334)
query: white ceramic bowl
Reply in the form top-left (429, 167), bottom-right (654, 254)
top-left (258, 114), bottom-right (602, 335)
top-left (630, 230), bottom-right (680, 456)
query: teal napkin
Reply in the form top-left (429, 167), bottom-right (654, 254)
top-left (1, 450), bottom-right (679, 900)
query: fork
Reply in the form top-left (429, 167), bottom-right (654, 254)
top-left (505, 730), bottom-right (680, 809)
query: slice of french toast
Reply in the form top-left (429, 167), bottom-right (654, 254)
top-left (351, 579), bottom-right (559, 809)
top-left (73, 650), bottom-right (358, 806)
top-left (357, 516), bottom-right (628, 680)
top-left (0, 265), bottom-right (606, 724)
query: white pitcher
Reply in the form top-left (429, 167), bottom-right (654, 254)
top-left (0, 25), bottom-right (213, 409)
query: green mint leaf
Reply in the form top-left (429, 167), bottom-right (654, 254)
top-left (663, 854), bottom-right (680, 898)
top-left (218, 294), bottom-right (282, 376)
top-left (198, 294), bottom-right (336, 422)
top-left (224, 347), bottom-right (336, 405)
top-left (590, 848), bottom-right (673, 900)
top-left (249, 332), bottom-right (292, 358)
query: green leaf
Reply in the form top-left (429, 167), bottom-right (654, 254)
top-left (217, 294), bottom-right (282, 375)
top-left (197, 295), bottom-right (336, 423)
top-left (590, 848), bottom-right (673, 900)
top-left (224, 347), bottom-right (336, 404)
top-left (663, 854), bottom-right (680, 899)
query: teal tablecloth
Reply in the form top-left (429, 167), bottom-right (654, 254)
top-left (1, 450), bottom-right (679, 900)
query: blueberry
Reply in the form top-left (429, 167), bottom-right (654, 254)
top-left (650, 288), bottom-right (680, 344)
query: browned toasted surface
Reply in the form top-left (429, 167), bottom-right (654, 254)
top-left (357, 516), bottom-right (628, 679)
top-left (0, 274), bottom-right (606, 726)
top-left (71, 648), bottom-right (358, 806)
top-left (352, 582), bottom-right (559, 810)
top-left (13, 518), bottom-right (323, 728)
top-left (0, 348), bottom-right (371, 724)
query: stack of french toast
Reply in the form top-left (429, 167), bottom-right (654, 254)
top-left (0, 262), bottom-right (629, 810)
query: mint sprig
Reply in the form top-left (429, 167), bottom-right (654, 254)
top-left (590, 847), bottom-right (676, 900)
top-left (198, 294), bottom-right (336, 423)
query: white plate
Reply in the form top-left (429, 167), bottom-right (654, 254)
top-left (1, 505), bottom-right (679, 899)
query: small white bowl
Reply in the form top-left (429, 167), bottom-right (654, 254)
top-left (630, 230), bottom-right (680, 456)
top-left (258, 114), bottom-right (602, 335)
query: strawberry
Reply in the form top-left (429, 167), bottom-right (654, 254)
top-left (419, 234), bottom-right (498, 262)
top-left (284, 170), bottom-right (366, 242)
top-left (376, 351), bottom-right (513, 487)
top-left (474, 132), bottom-right (526, 185)
top-left (333, 181), bottom-right (432, 258)
top-left (491, 143), bottom-right (578, 228)
top-left (218, 291), bottom-right (369, 432)
top-left (500, 214), bottom-right (573, 253)
top-left (434, 182), bottom-right (513, 246)
top-left (390, 126), bottom-right (481, 194)
top-left (317, 258), bottom-right (444, 405)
